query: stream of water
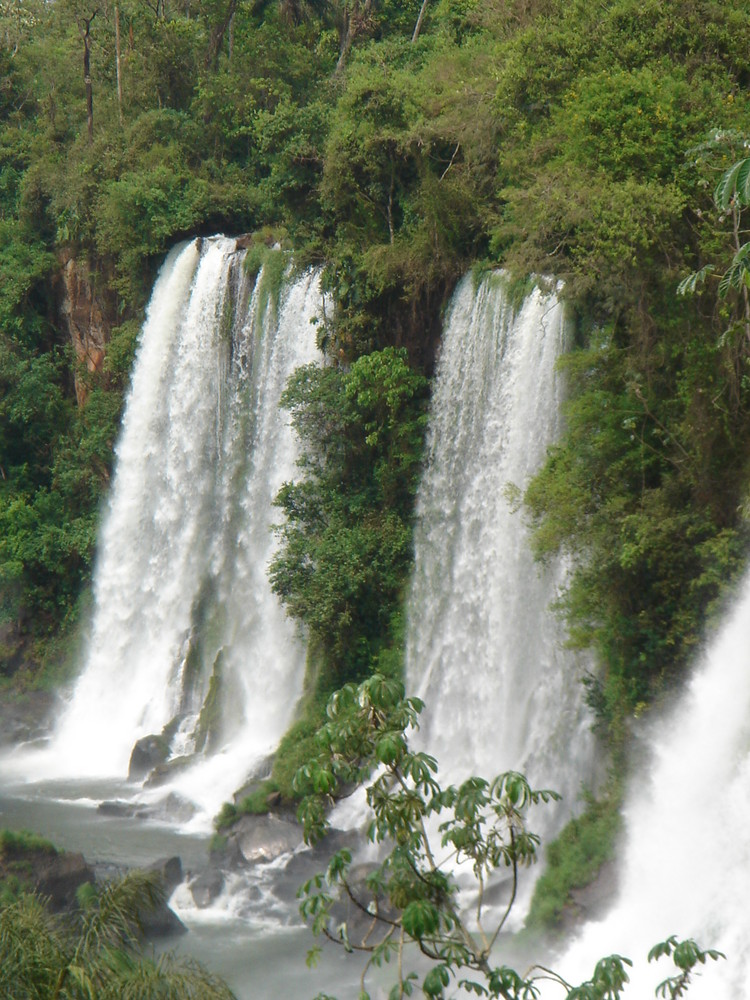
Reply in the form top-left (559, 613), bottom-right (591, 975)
top-left (407, 273), bottom-right (597, 841)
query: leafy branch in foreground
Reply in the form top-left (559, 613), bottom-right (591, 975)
top-left (294, 675), bottom-right (723, 1000)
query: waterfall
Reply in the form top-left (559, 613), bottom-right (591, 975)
top-left (406, 273), bottom-right (596, 837)
top-left (555, 574), bottom-right (750, 997)
top-left (26, 237), bottom-right (323, 822)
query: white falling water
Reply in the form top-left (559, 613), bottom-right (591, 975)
top-left (22, 237), bottom-right (323, 822)
top-left (406, 273), bottom-right (596, 834)
top-left (555, 574), bottom-right (750, 997)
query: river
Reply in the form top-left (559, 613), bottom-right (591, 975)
top-left (0, 766), bottom-right (365, 999)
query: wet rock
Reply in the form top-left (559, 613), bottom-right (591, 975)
top-left (24, 851), bottom-right (95, 913)
top-left (91, 860), bottom-right (126, 883)
top-left (478, 871), bottom-right (515, 908)
top-left (229, 814), bottom-right (302, 865)
top-left (147, 856), bottom-right (183, 894)
top-left (132, 857), bottom-right (187, 939)
top-left (189, 869), bottom-right (225, 909)
top-left (0, 689), bottom-right (58, 747)
top-left (143, 755), bottom-right (194, 788)
top-left (137, 897), bottom-right (188, 939)
top-left (98, 793), bottom-right (195, 824)
top-left (232, 755), bottom-right (274, 804)
top-left (152, 792), bottom-right (197, 824)
top-left (97, 799), bottom-right (140, 818)
top-left (271, 849), bottom-right (320, 905)
top-left (128, 734), bottom-right (170, 781)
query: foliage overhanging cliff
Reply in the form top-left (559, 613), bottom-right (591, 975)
top-left (2, 0), bottom-right (750, 760)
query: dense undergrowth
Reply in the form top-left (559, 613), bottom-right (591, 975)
top-left (0, 830), bottom-right (236, 997)
top-left (2, 0), bottom-right (750, 929)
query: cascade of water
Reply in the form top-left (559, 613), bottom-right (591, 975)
top-left (22, 237), bottom-right (323, 822)
top-left (163, 266), bottom-right (325, 820)
top-left (555, 574), bottom-right (750, 997)
top-left (406, 273), bottom-right (596, 836)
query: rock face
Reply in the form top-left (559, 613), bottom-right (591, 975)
top-left (56, 252), bottom-right (113, 406)
top-left (128, 734), bottom-right (170, 780)
top-left (138, 900), bottom-right (187, 938)
top-left (0, 689), bottom-right (58, 747)
top-left (128, 856), bottom-right (187, 939)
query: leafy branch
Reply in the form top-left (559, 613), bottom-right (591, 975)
top-left (679, 139), bottom-right (750, 350)
top-left (294, 676), bottom-right (723, 999)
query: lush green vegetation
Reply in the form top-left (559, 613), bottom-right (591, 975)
top-left (270, 346), bottom-right (428, 678)
top-left (525, 790), bottom-right (622, 932)
top-left (0, 828), bottom-right (58, 857)
top-left (3, 0), bottom-right (750, 940)
top-left (0, 865), bottom-right (236, 998)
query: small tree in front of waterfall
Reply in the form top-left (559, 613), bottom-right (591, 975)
top-left (294, 674), bottom-right (723, 1000)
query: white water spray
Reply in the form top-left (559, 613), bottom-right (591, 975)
top-left (406, 273), bottom-right (596, 831)
top-left (556, 573), bottom-right (750, 997)
top-left (17, 238), bottom-right (323, 823)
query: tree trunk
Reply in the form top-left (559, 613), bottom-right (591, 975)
top-left (81, 13), bottom-right (97, 144)
top-left (205, 0), bottom-right (239, 69)
top-left (114, 4), bottom-right (123, 123)
top-left (335, 0), bottom-right (372, 74)
top-left (412, 0), bottom-right (428, 42)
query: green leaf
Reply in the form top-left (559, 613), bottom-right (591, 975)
top-left (423, 963), bottom-right (451, 996)
top-left (714, 158), bottom-right (750, 210)
top-left (306, 946), bottom-right (322, 968)
top-left (402, 899), bottom-right (440, 938)
top-left (376, 733), bottom-right (405, 764)
top-left (677, 265), bottom-right (715, 297)
top-left (718, 243), bottom-right (750, 297)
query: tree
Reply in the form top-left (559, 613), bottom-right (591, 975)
top-left (270, 348), bottom-right (428, 677)
top-left (294, 674), bottom-right (724, 1000)
top-left (77, 7), bottom-right (99, 143)
top-left (679, 133), bottom-right (750, 351)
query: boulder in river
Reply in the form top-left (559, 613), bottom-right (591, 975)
top-left (228, 813), bottom-right (302, 865)
top-left (137, 894), bottom-right (187, 939)
top-left (147, 855), bottom-right (183, 894)
top-left (97, 799), bottom-right (141, 818)
top-left (143, 755), bottom-right (194, 788)
top-left (127, 857), bottom-right (187, 939)
top-left (189, 868), bottom-right (225, 909)
top-left (128, 734), bottom-right (170, 780)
